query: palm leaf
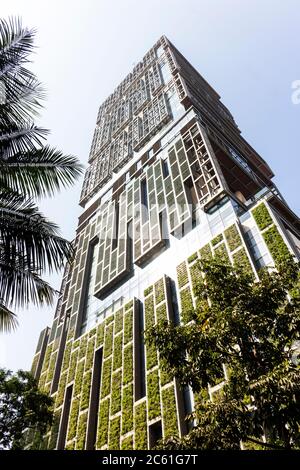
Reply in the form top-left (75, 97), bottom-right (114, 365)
top-left (0, 17), bottom-right (43, 122)
top-left (0, 122), bottom-right (48, 159)
top-left (0, 76), bottom-right (46, 129)
top-left (0, 255), bottom-right (57, 309)
top-left (0, 302), bottom-right (18, 332)
top-left (0, 16), bottom-right (82, 330)
top-left (0, 190), bottom-right (74, 272)
top-left (0, 17), bottom-right (35, 65)
top-left (0, 145), bottom-right (83, 197)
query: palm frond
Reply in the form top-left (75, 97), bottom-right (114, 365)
top-left (0, 256), bottom-right (57, 309)
top-left (0, 191), bottom-right (74, 272)
top-left (0, 145), bottom-right (83, 197)
top-left (0, 301), bottom-right (18, 333)
top-left (0, 74), bottom-right (46, 125)
top-left (0, 17), bottom-right (43, 121)
top-left (0, 122), bottom-right (48, 159)
top-left (0, 16), bottom-right (82, 328)
top-left (0, 17), bottom-right (35, 65)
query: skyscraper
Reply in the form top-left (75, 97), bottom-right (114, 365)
top-left (28, 36), bottom-right (300, 450)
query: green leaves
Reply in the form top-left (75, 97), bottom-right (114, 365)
top-left (0, 303), bottom-right (18, 332)
top-left (0, 145), bottom-right (83, 198)
top-left (0, 191), bottom-right (70, 310)
top-left (0, 368), bottom-right (53, 449)
top-left (147, 256), bottom-right (300, 449)
top-left (0, 17), bottom-right (83, 330)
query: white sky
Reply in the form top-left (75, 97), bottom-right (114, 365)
top-left (1, 0), bottom-right (300, 371)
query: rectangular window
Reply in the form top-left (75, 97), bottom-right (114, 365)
top-left (141, 179), bottom-right (149, 224)
top-left (162, 159), bottom-right (169, 178)
top-left (149, 421), bottom-right (162, 448)
top-left (51, 317), bottom-right (69, 394)
top-left (112, 203), bottom-right (119, 251)
top-left (160, 61), bottom-right (172, 84)
top-left (79, 240), bottom-right (101, 336)
top-left (86, 348), bottom-right (103, 449)
top-left (134, 302), bottom-right (145, 401)
top-left (57, 385), bottom-right (73, 450)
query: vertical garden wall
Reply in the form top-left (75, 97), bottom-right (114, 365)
top-left (28, 200), bottom-right (297, 450)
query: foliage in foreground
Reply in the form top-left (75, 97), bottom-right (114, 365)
top-left (147, 256), bottom-right (300, 449)
top-left (0, 368), bottom-right (53, 449)
top-left (0, 17), bottom-right (83, 332)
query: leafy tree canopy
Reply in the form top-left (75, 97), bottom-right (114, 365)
top-left (0, 368), bottom-right (53, 449)
top-left (147, 256), bottom-right (300, 449)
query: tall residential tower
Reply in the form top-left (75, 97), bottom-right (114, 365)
top-left (28, 36), bottom-right (300, 450)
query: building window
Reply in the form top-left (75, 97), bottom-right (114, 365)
top-left (149, 421), bottom-right (162, 448)
top-left (166, 87), bottom-right (184, 121)
top-left (141, 179), bottom-right (149, 225)
top-left (80, 241), bottom-right (102, 334)
top-left (57, 385), bottom-right (73, 449)
top-left (156, 45), bottom-right (164, 58)
top-left (86, 348), bottom-right (103, 449)
top-left (160, 61), bottom-right (172, 85)
top-left (162, 159), bottom-right (169, 178)
top-left (101, 187), bottom-right (113, 206)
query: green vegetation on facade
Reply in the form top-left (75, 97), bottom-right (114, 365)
top-left (113, 333), bottom-right (123, 371)
top-left (252, 203), bottom-right (273, 230)
top-left (134, 401), bottom-right (147, 450)
top-left (224, 224), bottom-right (242, 252)
top-left (33, 200), bottom-right (298, 451)
top-left (96, 323), bottom-right (105, 349)
top-left (147, 369), bottom-right (161, 421)
top-left (122, 384), bottom-right (134, 435)
top-left (67, 397), bottom-right (79, 441)
top-left (80, 371), bottom-right (92, 410)
top-left (96, 398), bottom-right (110, 448)
top-left (263, 226), bottom-right (291, 264)
top-left (75, 411), bottom-right (88, 450)
top-left (213, 243), bottom-right (230, 262)
top-left (121, 435), bottom-right (134, 450)
top-left (74, 360), bottom-right (85, 397)
top-left (179, 288), bottom-right (194, 323)
top-left (188, 252), bottom-right (198, 263)
top-left (103, 324), bottom-right (114, 358)
top-left (162, 385), bottom-right (179, 439)
top-left (125, 300), bottom-right (134, 311)
top-left (177, 262), bottom-right (189, 288)
top-left (199, 243), bottom-right (213, 260)
top-left (123, 310), bottom-right (133, 345)
top-left (154, 279), bottom-right (165, 304)
top-left (211, 233), bottom-right (223, 246)
top-left (111, 370), bottom-right (122, 415)
top-left (101, 358), bottom-right (112, 399)
top-left (144, 285), bottom-right (153, 297)
top-left (232, 248), bottom-right (253, 276)
top-left (156, 303), bottom-right (167, 323)
top-left (123, 344), bottom-right (133, 385)
top-left (68, 350), bottom-right (79, 383)
top-left (109, 416), bottom-right (121, 450)
top-left (149, 251), bottom-right (300, 450)
top-left (85, 337), bottom-right (95, 371)
top-left (114, 309), bottom-right (123, 334)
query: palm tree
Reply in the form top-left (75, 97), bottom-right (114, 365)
top-left (0, 17), bottom-right (83, 332)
